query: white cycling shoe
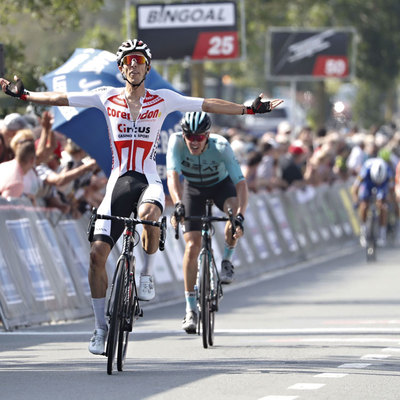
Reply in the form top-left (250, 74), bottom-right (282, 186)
top-left (138, 274), bottom-right (155, 301)
top-left (88, 328), bottom-right (107, 355)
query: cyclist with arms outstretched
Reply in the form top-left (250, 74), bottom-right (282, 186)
top-left (167, 112), bottom-right (248, 333)
top-left (0, 39), bottom-right (283, 352)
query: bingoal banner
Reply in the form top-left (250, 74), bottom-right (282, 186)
top-left (136, 1), bottom-right (240, 61)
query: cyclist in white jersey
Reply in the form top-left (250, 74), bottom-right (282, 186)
top-left (0, 38), bottom-right (283, 354)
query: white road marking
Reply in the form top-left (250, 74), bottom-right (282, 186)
top-left (258, 397), bottom-right (299, 400)
top-left (382, 347), bottom-right (400, 352)
top-left (324, 319), bottom-right (400, 325)
top-left (314, 372), bottom-right (348, 378)
top-left (2, 329), bottom-right (400, 339)
top-left (288, 383), bottom-right (325, 390)
top-left (361, 354), bottom-right (391, 360)
top-left (338, 363), bottom-right (371, 369)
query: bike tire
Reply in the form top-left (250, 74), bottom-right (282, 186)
top-left (200, 252), bottom-right (210, 349)
top-left (366, 215), bottom-right (377, 262)
top-left (208, 261), bottom-right (219, 347)
top-left (106, 258), bottom-right (124, 375)
top-left (117, 257), bottom-right (132, 372)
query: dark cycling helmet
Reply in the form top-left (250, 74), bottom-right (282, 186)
top-left (116, 39), bottom-right (152, 66)
top-left (370, 158), bottom-right (388, 185)
top-left (181, 112), bottom-right (211, 135)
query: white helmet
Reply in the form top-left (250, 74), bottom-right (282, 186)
top-left (370, 158), bottom-right (388, 185)
top-left (116, 39), bottom-right (152, 66)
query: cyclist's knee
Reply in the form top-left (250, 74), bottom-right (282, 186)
top-left (90, 241), bottom-right (110, 270)
top-left (139, 202), bottom-right (161, 221)
top-left (185, 239), bottom-right (201, 257)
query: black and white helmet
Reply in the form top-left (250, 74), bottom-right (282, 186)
top-left (116, 39), bottom-right (152, 66)
top-left (181, 112), bottom-right (211, 135)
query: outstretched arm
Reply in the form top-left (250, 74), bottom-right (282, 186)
top-left (202, 93), bottom-right (283, 115)
top-left (0, 75), bottom-right (69, 106)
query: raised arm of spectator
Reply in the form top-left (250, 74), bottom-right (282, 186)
top-left (35, 111), bottom-right (56, 164)
top-left (45, 159), bottom-right (97, 187)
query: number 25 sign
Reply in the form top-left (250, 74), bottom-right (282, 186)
top-left (192, 32), bottom-right (239, 60)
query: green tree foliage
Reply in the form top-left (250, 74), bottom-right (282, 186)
top-left (0, 0), bottom-right (104, 30)
top-left (1, 0), bottom-right (399, 128)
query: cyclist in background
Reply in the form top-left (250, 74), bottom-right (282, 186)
top-left (378, 148), bottom-right (399, 241)
top-left (351, 157), bottom-right (394, 247)
top-left (1, 39), bottom-right (283, 354)
top-left (167, 112), bottom-right (248, 334)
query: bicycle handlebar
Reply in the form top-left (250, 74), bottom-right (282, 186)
top-left (174, 208), bottom-right (235, 240)
top-left (95, 213), bottom-right (162, 227)
top-left (87, 208), bottom-right (167, 251)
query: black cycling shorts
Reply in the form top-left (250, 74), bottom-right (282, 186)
top-left (93, 170), bottom-right (164, 248)
top-left (182, 176), bottom-right (237, 232)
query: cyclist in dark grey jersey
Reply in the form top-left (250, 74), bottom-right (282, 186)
top-left (167, 111), bottom-right (248, 333)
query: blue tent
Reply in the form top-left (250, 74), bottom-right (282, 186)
top-left (41, 48), bottom-right (182, 179)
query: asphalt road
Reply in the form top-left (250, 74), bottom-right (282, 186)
top-left (1, 245), bottom-right (400, 400)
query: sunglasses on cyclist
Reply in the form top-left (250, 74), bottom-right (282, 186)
top-left (122, 54), bottom-right (147, 66)
top-left (184, 133), bottom-right (207, 142)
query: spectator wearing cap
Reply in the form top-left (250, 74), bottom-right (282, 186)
top-left (277, 141), bottom-right (307, 188)
top-left (0, 112), bottom-right (29, 162)
top-left (0, 140), bottom-right (36, 199)
top-left (275, 120), bottom-right (292, 144)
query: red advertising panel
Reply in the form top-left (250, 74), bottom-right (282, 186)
top-left (137, 2), bottom-right (240, 61)
top-left (268, 28), bottom-right (355, 80)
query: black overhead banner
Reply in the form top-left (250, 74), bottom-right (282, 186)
top-left (268, 29), bottom-right (354, 80)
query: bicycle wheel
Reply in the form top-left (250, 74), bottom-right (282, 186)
top-left (366, 214), bottom-right (377, 262)
top-left (117, 257), bottom-right (133, 372)
top-left (106, 257), bottom-right (125, 375)
top-left (200, 251), bottom-right (210, 349)
top-left (208, 261), bottom-right (218, 347)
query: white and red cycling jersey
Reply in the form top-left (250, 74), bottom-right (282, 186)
top-left (67, 86), bottom-right (203, 243)
top-left (67, 86), bottom-right (203, 184)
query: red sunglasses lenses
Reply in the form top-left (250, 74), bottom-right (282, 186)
top-left (122, 54), bottom-right (147, 65)
top-left (185, 134), bottom-right (206, 142)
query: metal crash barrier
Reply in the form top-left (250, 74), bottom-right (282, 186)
top-left (0, 182), bottom-right (359, 330)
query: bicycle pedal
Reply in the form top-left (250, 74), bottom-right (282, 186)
top-left (125, 322), bottom-right (133, 332)
top-left (136, 308), bottom-right (144, 318)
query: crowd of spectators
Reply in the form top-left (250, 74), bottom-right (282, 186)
top-left (218, 120), bottom-right (400, 195)
top-left (2, 105), bottom-right (400, 219)
top-left (0, 108), bottom-right (107, 218)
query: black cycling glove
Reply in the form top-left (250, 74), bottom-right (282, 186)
top-left (174, 201), bottom-right (185, 221)
top-left (234, 213), bottom-right (245, 232)
top-left (245, 95), bottom-right (271, 114)
top-left (5, 77), bottom-right (29, 99)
